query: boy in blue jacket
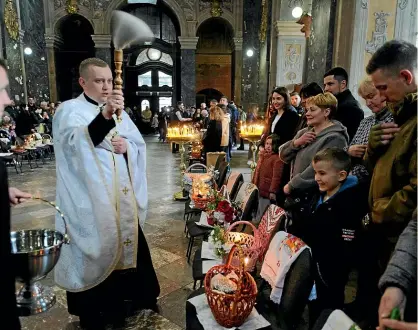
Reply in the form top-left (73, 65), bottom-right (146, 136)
top-left (301, 147), bottom-right (369, 323)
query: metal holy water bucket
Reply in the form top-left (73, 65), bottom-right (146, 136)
top-left (10, 198), bottom-right (70, 316)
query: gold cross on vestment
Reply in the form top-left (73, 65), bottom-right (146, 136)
top-left (124, 238), bottom-right (132, 246)
top-left (122, 187), bottom-right (129, 195)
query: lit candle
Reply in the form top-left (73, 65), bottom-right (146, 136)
top-left (244, 257), bottom-right (249, 265)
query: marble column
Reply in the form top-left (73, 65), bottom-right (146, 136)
top-left (91, 34), bottom-right (112, 66)
top-left (241, 0), bottom-right (262, 110)
top-left (305, 0), bottom-right (337, 85)
top-left (45, 35), bottom-right (63, 102)
top-left (274, 21), bottom-right (306, 87)
top-left (233, 37), bottom-right (243, 105)
top-left (20, 0), bottom-right (49, 101)
top-left (178, 37), bottom-right (199, 107)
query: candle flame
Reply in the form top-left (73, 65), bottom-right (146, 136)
top-left (244, 257), bottom-right (249, 265)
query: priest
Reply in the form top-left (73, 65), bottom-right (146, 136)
top-left (53, 58), bottom-right (160, 329)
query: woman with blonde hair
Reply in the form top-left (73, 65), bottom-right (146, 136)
top-left (347, 77), bottom-right (393, 182)
top-left (202, 105), bottom-right (223, 153)
top-left (280, 92), bottom-right (349, 195)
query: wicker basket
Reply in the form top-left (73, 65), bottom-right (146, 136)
top-left (204, 244), bottom-right (258, 328)
top-left (225, 221), bottom-right (261, 272)
top-left (183, 163), bottom-right (213, 193)
top-left (192, 195), bottom-right (213, 210)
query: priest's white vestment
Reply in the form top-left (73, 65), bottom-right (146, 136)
top-left (53, 94), bottom-right (147, 292)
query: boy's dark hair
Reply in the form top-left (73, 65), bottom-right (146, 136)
top-left (290, 91), bottom-right (299, 97)
top-left (300, 82), bottom-right (323, 98)
top-left (266, 134), bottom-right (280, 154)
top-left (210, 99), bottom-right (218, 104)
top-left (366, 40), bottom-right (417, 75)
top-left (220, 95), bottom-right (228, 101)
top-left (324, 67), bottom-right (349, 85)
top-left (313, 147), bottom-right (351, 173)
top-left (177, 101), bottom-right (183, 106)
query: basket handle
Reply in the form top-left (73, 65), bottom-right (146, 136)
top-left (225, 244), bottom-right (246, 316)
top-left (226, 220), bottom-right (260, 242)
top-left (32, 197), bottom-right (70, 244)
top-left (185, 163), bottom-right (208, 173)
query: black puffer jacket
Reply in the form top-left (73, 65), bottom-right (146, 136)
top-left (335, 89), bottom-right (364, 142)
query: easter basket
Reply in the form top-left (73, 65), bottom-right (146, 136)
top-left (204, 244), bottom-right (258, 328)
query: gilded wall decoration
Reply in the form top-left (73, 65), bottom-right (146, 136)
top-left (259, 0), bottom-right (268, 42)
top-left (211, 0), bottom-right (223, 17)
top-left (4, 0), bottom-right (19, 41)
top-left (366, 11), bottom-right (390, 54)
top-left (66, 0), bottom-right (79, 14)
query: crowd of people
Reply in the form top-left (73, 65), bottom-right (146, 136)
top-left (251, 40), bottom-right (417, 329)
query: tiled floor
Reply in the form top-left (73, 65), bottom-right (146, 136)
top-left (9, 136), bottom-right (252, 329)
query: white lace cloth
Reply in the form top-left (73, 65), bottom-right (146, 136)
top-left (188, 293), bottom-right (270, 330)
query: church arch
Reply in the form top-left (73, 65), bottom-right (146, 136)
top-left (103, 0), bottom-right (187, 36)
top-left (53, 6), bottom-right (93, 35)
top-left (196, 9), bottom-right (235, 37)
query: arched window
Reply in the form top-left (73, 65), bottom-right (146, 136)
top-left (138, 71), bottom-right (152, 86)
top-left (158, 71), bottom-right (172, 87)
top-left (135, 48), bottom-right (173, 67)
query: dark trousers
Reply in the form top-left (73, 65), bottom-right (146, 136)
top-left (309, 263), bottom-right (349, 326)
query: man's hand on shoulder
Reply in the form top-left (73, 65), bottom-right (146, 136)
top-left (9, 187), bottom-right (32, 206)
top-left (111, 136), bottom-right (127, 154)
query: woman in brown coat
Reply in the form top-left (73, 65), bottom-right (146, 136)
top-left (252, 134), bottom-right (284, 222)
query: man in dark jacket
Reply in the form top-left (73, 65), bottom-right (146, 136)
top-left (0, 58), bottom-right (32, 330)
top-left (324, 67), bottom-right (364, 141)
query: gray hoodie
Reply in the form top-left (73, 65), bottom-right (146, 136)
top-left (279, 120), bottom-right (349, 193)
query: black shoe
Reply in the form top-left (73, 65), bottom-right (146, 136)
top-left (237, 146), bottom-right (244, 150)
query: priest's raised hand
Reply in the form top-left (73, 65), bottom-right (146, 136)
top-left (102, 89), bottom-right (124, 119)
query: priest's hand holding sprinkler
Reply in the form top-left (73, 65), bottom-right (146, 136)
top-left (102, 90), bottom-right (124, 120)
top-left (111, 10), bottom-right (154, 123)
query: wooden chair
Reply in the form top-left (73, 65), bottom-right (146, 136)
top-left (235, 182), bottom-right (259, 222)
top-left (225, 172), bottom-right (244, 201)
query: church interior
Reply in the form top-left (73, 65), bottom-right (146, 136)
top-left (0, 0), bottom-right (417, 329)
